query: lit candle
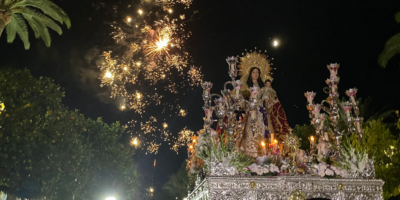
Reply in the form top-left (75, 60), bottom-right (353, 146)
top-left (310, 136), bottom-right (315, 148)
top-left (270, 133), bottom-right (274, 146)
top-left (274, 139), bottom-right (277, 151)
top-left (261, 141), bottom-right (266, 155)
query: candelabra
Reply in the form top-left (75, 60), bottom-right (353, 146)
top-left (200, 56), bottom-right (263, 150)
top-left (304, 63), bottom-right (363, 158)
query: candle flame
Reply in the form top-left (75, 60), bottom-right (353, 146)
top-left (261, 141), bottom-right (266, 147)
top-left (311, 136), bottom-right (315, 141)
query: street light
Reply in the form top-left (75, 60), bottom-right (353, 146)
top-left (105, 197), bottom-right (116, 200)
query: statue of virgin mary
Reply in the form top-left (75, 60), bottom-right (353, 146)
top-left (236, 51), bottom-right (275, 157)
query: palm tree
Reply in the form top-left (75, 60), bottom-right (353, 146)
top-left (0, 0), bottom-right (70, 50)
top-left (378, 11), bottom-right (400, 68)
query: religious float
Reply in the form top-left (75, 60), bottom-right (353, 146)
top-left (186, 49), bottom-right (384, 200)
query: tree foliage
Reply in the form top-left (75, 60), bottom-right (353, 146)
top-left (378, 11), bottom-right (400, 68)
top-left (0, 69), bottom-right (137, 200)
top-left (361, 120), bottom-right (400, 199)
top-left (292, 124), bottom-right (315, 151)
top-left (0, 0), bottom-right (70, 49)
top-left (160, 162), bottom-right (189, 200)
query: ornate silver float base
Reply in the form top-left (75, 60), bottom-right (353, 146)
top-left (188, 176), bottom-right (384, 200)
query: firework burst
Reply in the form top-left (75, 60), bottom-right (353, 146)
top-left (98, 0), bottom-right (202, 154)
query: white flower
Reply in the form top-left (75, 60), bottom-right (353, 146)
top-left (318, 163), bottom-right (327, 171)
top-left (312, 164), bottom-right (319, 170)
top-left (269, 164), bottom-right (280, 173)
top-left (325, 168), bottom-right (334, 176)
top-left (263, 167), bottom-right (270, 174)
top-left (318, 169), bottom-right (325, 177)
top-left (256, 166), bottom-right (263, 175)
top-left (249, 163), bottom-right (258, 172)
top-left (340, 169), bottom-right (348, 177)
top-left (330, 166), bottom-right (337, 172)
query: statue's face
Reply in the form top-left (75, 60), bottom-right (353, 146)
top-left (251, 68), bottom-right (260, 80)
top-left (266, 81), bottom-right (272, 87)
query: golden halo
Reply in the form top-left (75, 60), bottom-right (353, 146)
top-left (239, 50), bottom-right (273, 84)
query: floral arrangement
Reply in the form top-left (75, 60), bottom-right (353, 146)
top-left (312, 162), bottom-right (347, 178)
top-left (245, 163), bottom-right (280, 176)
top-left (335, 138), bottom-right (373, 178)
top-left (195, 133), bottom-right (254, 175)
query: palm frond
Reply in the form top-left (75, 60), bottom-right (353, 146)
top-left (38, 22), bottom-right (50, 47)
top-left (22, 13), bottom-right (41, 38)
top-left (5, 13), bottom-right (30, 49)
top-left (11, 0), bottom-right (70, 28)
top-left (20, 7), bottom-right (62, 34)
top-left (378, 33), bottom-right (400, 68)
top-left (395, 11), bottom-right (400, 23)
top-left (368, 110), bottom-right (395, 122)
top-left (24, 15), bottom-right (51, 46)
top-left (3, 0), bottom-right (17, 6)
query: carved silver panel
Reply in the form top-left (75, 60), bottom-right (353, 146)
top-left (188, 176), bottom-right (384, 200)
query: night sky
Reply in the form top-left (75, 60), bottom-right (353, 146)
top-left (2, 0), bottom-right (400, 198)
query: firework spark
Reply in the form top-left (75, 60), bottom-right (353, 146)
top-left (171, 127), bottom-right (194, 153)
